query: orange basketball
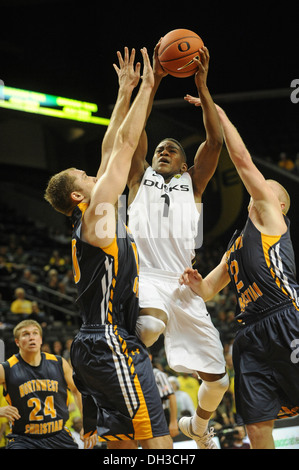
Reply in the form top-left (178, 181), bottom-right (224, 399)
top-left (158, 29), bottom-right (204, 78)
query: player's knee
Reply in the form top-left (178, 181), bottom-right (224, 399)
top-left (135, 315), bottom-right (166, 347)
top-left (197, 373), bottom-right (229, 412)
top-left (214, 372), bottom-right (230, 392)
top-left (246, 421), bottom-right (274, 448)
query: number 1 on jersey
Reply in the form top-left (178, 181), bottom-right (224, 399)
top-left (161, 193), bottom-right (170, 217)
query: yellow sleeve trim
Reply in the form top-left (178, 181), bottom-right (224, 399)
top-left (44, 353), bottom-right (58, 362)
top-left (261, 233), bottom-right (281, 268)
top-left (101, 236), bottom-right (117, 253)
top-left (7, 355), bottom-right (19, 367)
top-left (78, 202), bottom-right (89, 218)
top-left (101, 236), bottom-right (119, 277)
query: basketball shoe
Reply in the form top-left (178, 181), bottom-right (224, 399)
top-left (178, 416), bottom-right (218, 449)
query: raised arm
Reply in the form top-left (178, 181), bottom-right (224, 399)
top-left (215, 105), bottom-right (286, 233)
top-left (185, 97), bottom-right (287, 233)
top-left (187, 47), bottom-right (223, 202)
top-left (127, 39), bottom-right (168, 196)
top-left (82, 48), bottom-right (154, 248)
top-left (215, 106), bottom-right (271, 197)
top-left (97, 48), bottom-right (141, 179)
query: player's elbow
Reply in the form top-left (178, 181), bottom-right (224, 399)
top-left (212, 134), bottom-right (224, 148)
top-left (116, 126), bottom-right (139, 154)
top-left (205, 137), bottom-right (223, 157)
top-left (208, 128), bottom-right (224, 147)
top-left (233, 148), bottom-right (252, 168)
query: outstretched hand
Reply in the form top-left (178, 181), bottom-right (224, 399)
top-left (152, 38), bottom-right (168, 77)
top-left (184, 94), bottom-right (202, 106)
top-left (140, 47), bottom-right (155, 89)
top-left (179, 267), bottom-right (203, 288)
top-left (113, 47), bottom-right (141, 90)
top-left (193, 46), bottom-right (210, 89)
top-left (184, 94), bottom-right (223, 115)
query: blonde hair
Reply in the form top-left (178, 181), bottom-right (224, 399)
top-left (44, 167), bottom-right (80, 216)
top-left (13, 320), bottom-right (43, 340)
top-left (266, 179), bottom-right (291, 214)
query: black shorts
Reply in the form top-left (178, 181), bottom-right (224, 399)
top-left (70, 324), bottom-right (169, 442)
top-left (233, 303), bottom-right (299, 425)
top-left (6, 428), bottom-right (78, 449)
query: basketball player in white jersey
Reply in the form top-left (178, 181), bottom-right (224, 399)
top-left (124, 41), bottom-right (229, 449)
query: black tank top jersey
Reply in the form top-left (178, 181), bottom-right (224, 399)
top-left (225, 216), bottom-right (299, 322)
top-left (2, 352), bottom-right (69, 436)
top-left (71, 203), bottom-right (139, 334)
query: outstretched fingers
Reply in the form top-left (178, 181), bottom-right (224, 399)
top-left (184, 94), bottom-right (202, 106)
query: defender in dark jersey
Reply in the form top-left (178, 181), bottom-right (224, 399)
top-left (0, 320), bottom-right (81, 449)
top-left (180, 101), bottom-right (299, 449)
top-left (44, 48), bottom-right (172, 449)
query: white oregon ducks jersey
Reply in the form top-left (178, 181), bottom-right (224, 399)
top-left (128, 166), bottom-right (201, 274)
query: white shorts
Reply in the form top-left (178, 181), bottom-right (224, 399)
top-left (139, 268), bottom-right (226, 375)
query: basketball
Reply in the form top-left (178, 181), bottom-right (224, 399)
top-left (158, 29), bottom-right (204, 78)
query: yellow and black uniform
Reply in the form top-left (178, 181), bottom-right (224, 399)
top-left (2, 352), bottom-right (77, 449)
top-left (70, 204), bottom-right (168, 443)
top-left (225, 216), bottom-right (299, 425)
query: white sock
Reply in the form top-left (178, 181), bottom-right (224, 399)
top-left (191, 414), bottom-right (209, 436)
